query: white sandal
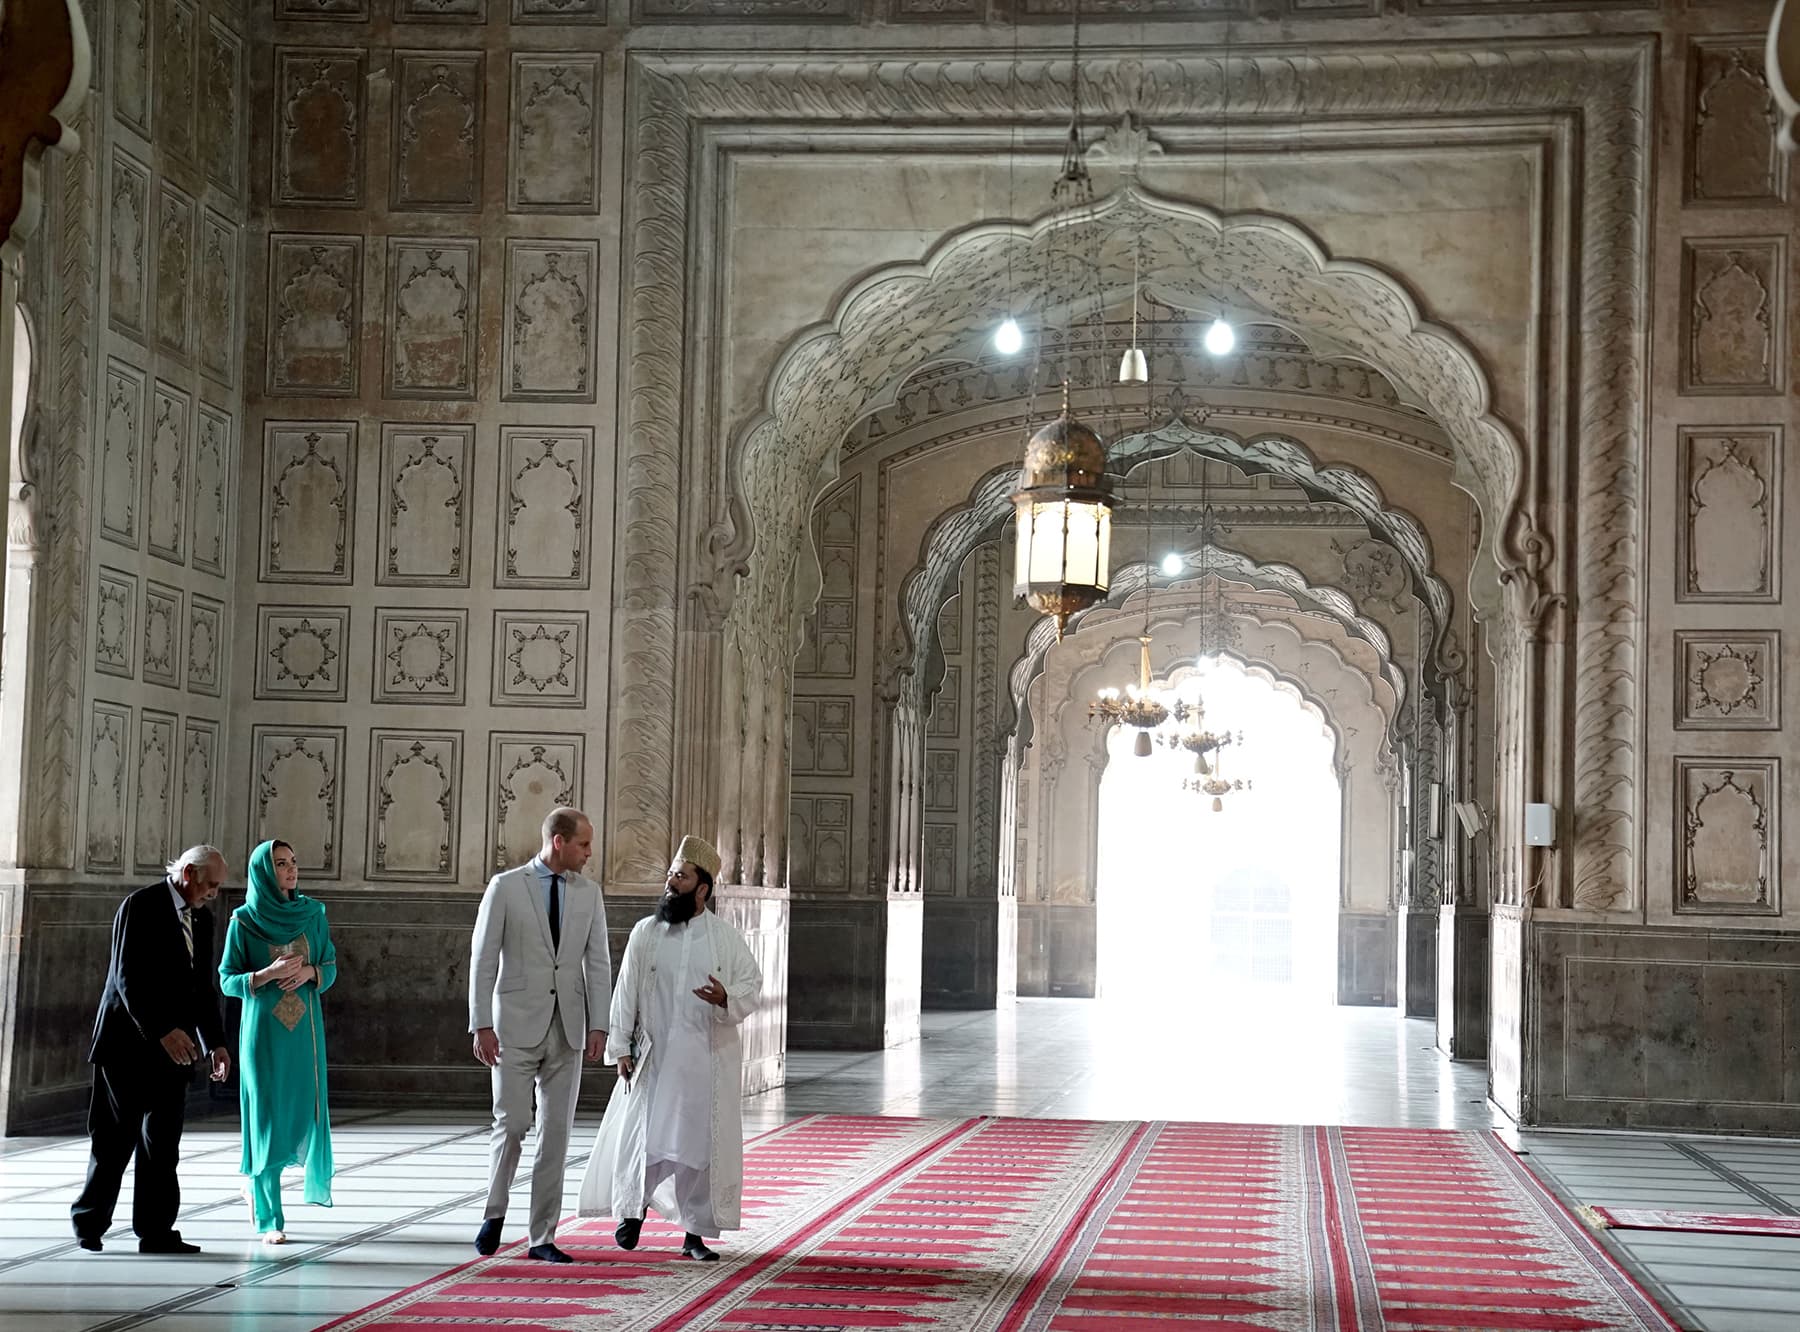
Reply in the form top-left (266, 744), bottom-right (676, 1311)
top-left (262, 1230), bottom-right (287, 1246)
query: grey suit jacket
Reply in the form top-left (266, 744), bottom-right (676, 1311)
top-left (468, 863), bottom-right (611, 1050)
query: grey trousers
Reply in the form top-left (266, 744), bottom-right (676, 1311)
top-left (484, 1025), bottom-right (581, 1246)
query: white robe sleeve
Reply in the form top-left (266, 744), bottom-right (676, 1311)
top-left (604, 919), bottom-right (648, 1064)
top-left (709, 914), bottom-right (763, 1029)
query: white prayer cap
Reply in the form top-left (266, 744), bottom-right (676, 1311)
top-left (673, 835), bottom-right (721, 880)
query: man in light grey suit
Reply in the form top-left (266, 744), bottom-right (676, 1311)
top-left (470, 806), bottom-right (610, 1263)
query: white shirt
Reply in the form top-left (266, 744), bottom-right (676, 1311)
top-left (643, 918), bottom-right (715, 1169)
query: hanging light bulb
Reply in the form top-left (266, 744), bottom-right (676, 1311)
top-left (994, 318), bottom-right (1024, 355)
top-left (1118, 346), bottom-right (1148, 384)
top-left (1160, 552), bottom-right (1183, 577)
top-left (1203, 317), bottom-right (1235, 356)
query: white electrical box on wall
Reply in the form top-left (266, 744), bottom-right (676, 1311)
top-left (1525, 802), bottom-right (1555, 846)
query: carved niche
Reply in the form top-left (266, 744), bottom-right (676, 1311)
top-left (1689, 42), bottom-right (1790, 205)
top-left (924, 749), bottom-right (959, 811)
top-left (198, 212), bottom-right (237, 386)
top-left (1675, 630), bottom-right (1779, 730)
top-left (267, 235), bottom-right (362, 396)
top-left (86, 703), bottom-right (132, 872)
top-left (148, 382), bottom-right (190, 564)
top-left (385, 240), bottom-right (478, 398)
top-left (374, 608), bottom-right (467, 705)
top-left (928, 664), bottom-right (961, 738)
top-left (369, 730), bottom-right (461, 881)
top-left (1677, 758), bottom-right (1779, 916)
top-left (250, 726), bottom-right (347, 877)
top-left (811, 795), bottom-right (849, 888)
top-left (260, 422), bottom-right (356, 583)
top-left (274, 50), bottom-right (365, 207)
top-left (488, 733), bottom-right (582, 872)
top-left (154, 184), bottom-right (194, 358)
top-left (108, 150), bottom-right (150, 339)
top-left (256, 605), bottom-right (350, 702)
top-left (154, 0), bottom-right (198, 162)
top-left (95, 568), bottom-right (138, 679)
top-left (512, 0), bottom-right (604, 23)
top-left (924, 824), bottom-right (956, 895)
top-left (100, 360), bottom-right (145, 548)
top-left (180, 718), bottom-right (219, 849)
top-left (791, 697), bottom-right (852, 776)
top-left (392, 54), bottom-right (483, 211)
top-left (496, 426), bottom-right (591, 587)
top-left (381, 424), bottom-right (471, 584)
top-left (397, 0), bottom-right (488, 20)
top-left (509, 56), bottom-right (601, 211)
top-left (112, 0), bottom-right (151, 135)
top-left (142, 582), bottom-right (182, 688)
top-left (202, 18), bottom-right (242, 196)
top-left (492, 611), bottom-right (587, 707)
top-left (893, 0), bottom-right (979, 19)
top-left (502, 240), bottom-right (597, 401)
top-left (797, 478), bottom-right (858, 678)
top-left (187, 592), bottom-right (223, 696)
top-left (134, 710), bottom-right (178, 872)
top-left (1682, 239), bottom-right (1787, 394)
top-left (191, 405), bottom-right (232, 576)
top-left (1677, 427), bottom-right (1781, 602)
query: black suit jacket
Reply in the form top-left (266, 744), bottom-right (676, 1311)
top-left (87, 880), bottom-right (228, 1067)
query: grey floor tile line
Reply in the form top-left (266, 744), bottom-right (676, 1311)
top-left (1668, 1142), bottom-right (1800, 1217)
top-left (0, 1122), bottom-right (489, 1279)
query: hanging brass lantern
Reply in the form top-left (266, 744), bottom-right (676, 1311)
top-left (1012, 391), bottom-right (1113, 639)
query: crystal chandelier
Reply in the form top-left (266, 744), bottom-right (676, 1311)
top-left (1158, 693), bottom-right (1236, 775)
top-left (1090, 634), bottom-right (1168, 756)
top-left (1185, 769), bottom-right (1251, 813)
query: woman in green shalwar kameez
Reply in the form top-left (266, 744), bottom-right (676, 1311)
top-left (219, 840), bottom-right (336, 1243)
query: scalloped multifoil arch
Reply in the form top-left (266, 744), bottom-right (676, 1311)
top-left (611, 43), bottom-right (1648, 908)
top-left (891, 426), bottom-right (1444, 705)
top-left (1014, 560), bottom-right (1403, 751)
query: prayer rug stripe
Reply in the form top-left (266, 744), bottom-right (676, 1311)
top-left (325, 1115), bottom-right (1681, 1332)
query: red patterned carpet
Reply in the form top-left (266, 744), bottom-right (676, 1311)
top-left (322, 1115), bottom-right (1677, 1332)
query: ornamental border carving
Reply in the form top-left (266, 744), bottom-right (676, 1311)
top-left (612, 44), bottom-right (1651, 910)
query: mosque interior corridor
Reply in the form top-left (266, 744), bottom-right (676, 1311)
top-left (0, 1000), bottom-right (1796, 1332)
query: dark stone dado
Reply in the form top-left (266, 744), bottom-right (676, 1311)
top-left (1, 878), bottom-right (789, 1135)
top-left (1527, 920), bottom-right (1800, 1134)
top-left (923, 897), bottom-right (1003, 1009)
top-left (1015, 903), bottom-right (1096, 998)
top-left (789, 894), bottom-right (921, 1050)
top-left (1398, 907), bottom-right (1439, 1019)
top-left (1436, 906), bottom-right (1488, 1060)
top-left (1336, 911), bottom-right (1395, 1006)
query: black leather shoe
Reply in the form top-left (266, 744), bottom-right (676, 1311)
top-left (527, 1242), bottom-right (575, 1264)
top-left (614, 1217), bottom-right (642, 1250)
top-left (475, 1216), bottom-right (504, 1256)
top-left (76, 1235), bottom-right (103, 1253)
top-left (681, 1233), bottom-right (720, 1261)
top-left (138, 1234), bottom-right (200, 1255)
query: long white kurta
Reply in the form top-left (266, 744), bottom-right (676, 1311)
top-left (578, 909), bottom-right (762, 1234)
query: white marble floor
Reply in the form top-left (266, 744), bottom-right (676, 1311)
top-left (0, 999), bottom-right (1794, 1331)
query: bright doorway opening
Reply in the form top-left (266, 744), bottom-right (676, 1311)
top-left (1095, 659), bottom-right (1341, 1010)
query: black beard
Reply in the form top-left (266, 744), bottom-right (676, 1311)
top-left (657, 890), bottom-right (698, 924)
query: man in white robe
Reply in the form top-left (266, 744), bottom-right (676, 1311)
top-left (579, 835), bottom-right (762, 1261)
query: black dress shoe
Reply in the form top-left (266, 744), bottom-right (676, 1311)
top-left (681, 1233), bottom-right (719, 1262)
top-left (614, 1217), bottom-right (642, 1250)
top-left (138, 1235), bottom-right (200, 1255)
top-left (474, 1216), bottom-right (503, 1256)
top-left (527, 1242), bottom-right (574, 1264)
top-left (75, 1235), bottom-right (103, 1253)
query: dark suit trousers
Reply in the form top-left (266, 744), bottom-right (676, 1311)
top-left (70, 1058), bottom-right (190, 1241)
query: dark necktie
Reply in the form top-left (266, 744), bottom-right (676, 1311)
top-left (548, 874), bottom-right (562, 952)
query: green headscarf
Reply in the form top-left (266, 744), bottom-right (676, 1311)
top-left (234, 840), bottom-right (324, 943)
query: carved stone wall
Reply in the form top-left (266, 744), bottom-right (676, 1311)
top-left (234, 12), bottom-right (619, 895)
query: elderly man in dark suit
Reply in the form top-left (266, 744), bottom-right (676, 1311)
top-left (71, 845), bottom-right (232, 1254)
